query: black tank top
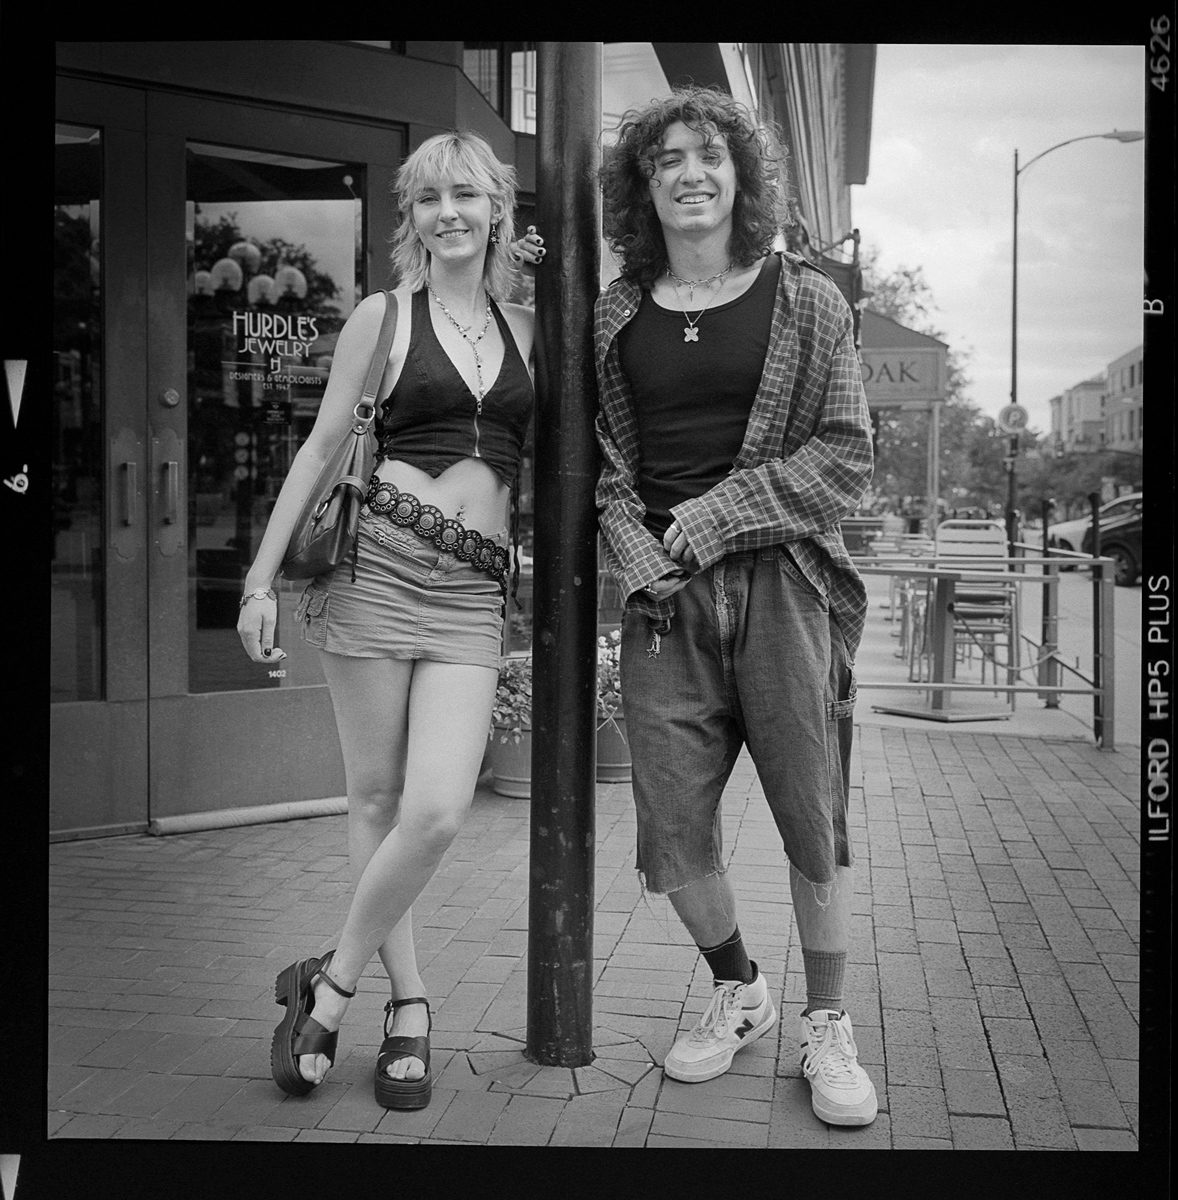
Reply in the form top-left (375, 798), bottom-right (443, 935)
top-left (376, 287), bottom-right (534, 489)
top-left (619, 254), bottom-right (779, 537)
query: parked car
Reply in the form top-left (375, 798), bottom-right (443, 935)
top-left (1081, 507), bottom-right (1142, 586)
top-left (1047, 492), bottom-right (1141, 555)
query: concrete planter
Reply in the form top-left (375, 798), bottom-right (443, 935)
top-left (489, 728), bottom-right (531, 798)
top-left (595, 713), bottom-right (631, 783)
top-left (489, 716), bottom-right (632, 794)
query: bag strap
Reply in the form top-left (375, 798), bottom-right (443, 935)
top-left (354, 290), bottom-right (399, 429)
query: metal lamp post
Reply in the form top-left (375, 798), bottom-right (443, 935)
top-left (1007, 129), bottom-right (1144, 551)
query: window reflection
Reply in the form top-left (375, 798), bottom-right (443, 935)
top-left (186, 143), bottom-right (363, 693)
top-left (52, 124), bottom-right (104, 702)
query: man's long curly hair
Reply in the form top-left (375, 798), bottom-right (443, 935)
top-left (599, 86), bottom-right (794, 289)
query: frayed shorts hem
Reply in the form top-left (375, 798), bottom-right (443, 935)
top-left (636, 864), bottom-right (728, 899)
top-left (636, 857), bottom-right (841, 911)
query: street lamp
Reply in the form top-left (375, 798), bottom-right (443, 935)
top-left (1007, 129), bottom-right (1144, 551)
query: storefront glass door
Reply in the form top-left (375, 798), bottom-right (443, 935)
top-left (185, 141), bottom-right (361, 694)
top-left (51, 77), bottom-right (402, 836)
top-left (52, 125), bottom-right (105, 705)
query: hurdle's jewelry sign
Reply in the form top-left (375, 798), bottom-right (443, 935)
top-left (233, 311), bottom-right (320, 358)
top-left (223, 309), bottom-right (330, 395)
top-left (858, 346), bottom-right (948, 407)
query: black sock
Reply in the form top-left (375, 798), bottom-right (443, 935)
top-left (699, 927), bottom-right (755, 985)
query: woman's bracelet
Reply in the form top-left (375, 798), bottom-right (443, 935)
top-left (239, 588), bottom-right (277, 608)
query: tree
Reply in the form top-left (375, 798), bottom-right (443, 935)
top-left (1017, 449), bottom-right (1142, 520)
top-left (859, 247), bottom-right (1014, 515)
top-left (53, 208), bottom-right (96, 348)
top-left (192, 212), bottom-right (342, 316)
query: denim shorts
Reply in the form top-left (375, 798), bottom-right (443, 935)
top-left (294, 509), bottom-right (504, 669)
top-left (619, 546), bottom-right (856, 896)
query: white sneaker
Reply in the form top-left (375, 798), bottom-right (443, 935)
top-left (799, 1009), bottom-right (878, 1126)
top-left (663, 972), bottom-right (778, 1083)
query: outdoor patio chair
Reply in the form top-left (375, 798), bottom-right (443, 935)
top-left (931, 518), bottom-right (1021, 704)
top-left (863, 529), bottom-right (937, 663)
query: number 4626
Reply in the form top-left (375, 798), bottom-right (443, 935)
top-left (1152, 14), bottom-right (1171, 91)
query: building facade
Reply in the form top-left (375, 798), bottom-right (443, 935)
top-left (52, 41), bottom-right (873, 838)
top-left (1101, 344), bottom-right (1143, 455)
top-left (1045, 341), bottom-right (1144, 462)
top-left (1048, 376), bottom-right (1106, 456)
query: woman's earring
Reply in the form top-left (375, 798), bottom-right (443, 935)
top-left (489, 221), bottom-right (501, 245)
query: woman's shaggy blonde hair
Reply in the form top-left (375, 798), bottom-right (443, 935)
top-left (390, 130), bottom-right (520, 298)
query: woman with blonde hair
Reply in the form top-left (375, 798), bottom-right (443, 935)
top-left (238, 130), bottom-right (543, 1111)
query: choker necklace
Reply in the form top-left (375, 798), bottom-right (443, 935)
top-left (428, 282), bottom-right (493, 411)
top-left (667, 268), bottom-right (730, 344)
top-left (665, 262), bottom-right (732, 305)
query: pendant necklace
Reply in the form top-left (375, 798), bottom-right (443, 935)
top-left (428, 282), bottom-right (493, 411)
top-left (667, 264), bottom-right (731, 344)
top-left (665, 262), bottom-right (732, 305)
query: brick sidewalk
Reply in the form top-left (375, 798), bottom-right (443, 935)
top-left (47, 725), bottom-right (1139, 1149)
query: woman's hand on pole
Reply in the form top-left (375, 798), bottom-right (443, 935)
top-left (509, 225), bottom-right (546, 265)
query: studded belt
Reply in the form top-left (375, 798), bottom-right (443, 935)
top-left (363, 474), bottom-right (509, 589)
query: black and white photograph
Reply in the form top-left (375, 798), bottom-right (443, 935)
top-left (3, 20), bottom-right (1170, 1196)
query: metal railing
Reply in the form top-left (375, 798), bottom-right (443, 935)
top-left (851, 542), bottom-right (1118, 748)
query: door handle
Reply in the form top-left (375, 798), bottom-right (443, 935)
top-left (121, 461), bottom-right (137, 526)
top-left (109, 429), bottom-right (142, 562)
top-left (151, 430), bottom-right (184, 557)
top-left (162, 460), bottom-right (179, 525)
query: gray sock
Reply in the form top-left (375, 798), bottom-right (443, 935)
top-left (801, 947), bottom-right (846, 1014)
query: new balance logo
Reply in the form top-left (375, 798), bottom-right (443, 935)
top-left (735, 1017), bottom-right (755, 1039)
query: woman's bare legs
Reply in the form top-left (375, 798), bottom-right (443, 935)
top-left (295, 652), bottom-right (497, 1085)
top-left (331, 653), bottom-right (423, 1082)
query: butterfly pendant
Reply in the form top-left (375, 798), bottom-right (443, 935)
top-left (683, 326), bottom-right (699, 343)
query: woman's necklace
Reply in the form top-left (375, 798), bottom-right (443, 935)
top-left (667, 267), bottom-right (731, 344)
top-left (665, 261), bottom-right (733, 305)
top-left (427, 282), bottom-right (493, 411)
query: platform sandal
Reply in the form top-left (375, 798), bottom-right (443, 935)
top-left (374, 997), bottom-right (433, 1110)
top-left (270, 949), bottom-right (356, 1097)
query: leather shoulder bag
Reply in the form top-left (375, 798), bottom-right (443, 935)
top-left (280, 291), bottom-right (398, 581)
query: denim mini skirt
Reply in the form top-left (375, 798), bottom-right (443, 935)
top-left (294, 509), bottom-right (504, 669)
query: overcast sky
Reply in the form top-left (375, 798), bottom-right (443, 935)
top-left (850, 44), bottom-right (1146, 436)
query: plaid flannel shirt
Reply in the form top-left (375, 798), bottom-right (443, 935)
top-left (594, 251), bottom-right (873, 656)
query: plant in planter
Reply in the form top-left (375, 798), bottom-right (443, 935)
top-left (596, 628), bottom-right (623, 731)
top-left (596, 628), bottom-right (631, 782)
top-left (490, 654), bottom-right (532, 743)
top-left (486, 639), bottom-right (631, 793)
top-left (488, 654), bottom-right (532, 797)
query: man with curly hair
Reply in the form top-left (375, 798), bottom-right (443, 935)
top-left (593, 86), bottom-right (877, 1126)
